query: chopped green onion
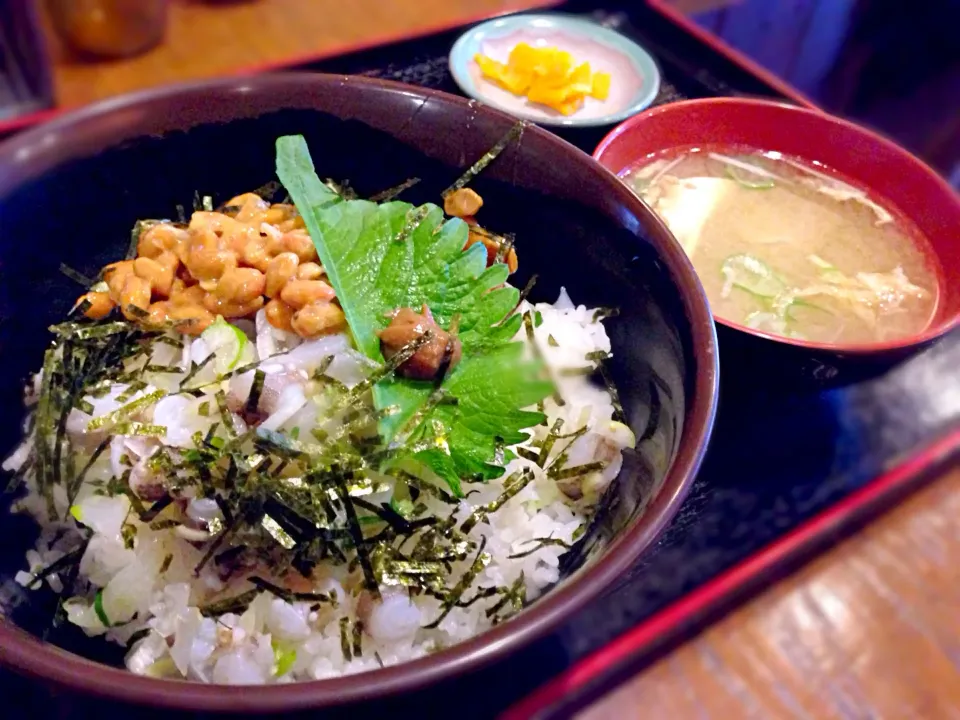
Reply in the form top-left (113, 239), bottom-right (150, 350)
top-left (93, 589), bottom-right (112, 627)
top-left (720, 254), bottom-right (785, 299)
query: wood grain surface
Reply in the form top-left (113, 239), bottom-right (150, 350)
top-left (37, 0), bottom-right (552, 109)
top-left (579, 466), bottom-right (960, 720)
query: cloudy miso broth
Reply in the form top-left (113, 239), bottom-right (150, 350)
top-left (625, 148), bottom-right (938, 345)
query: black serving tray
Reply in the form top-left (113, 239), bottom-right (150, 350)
top-left (4, 2), bottom-right (959, 718)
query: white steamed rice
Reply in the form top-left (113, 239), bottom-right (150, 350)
top-left (5, 288), bottom-right (632, 684)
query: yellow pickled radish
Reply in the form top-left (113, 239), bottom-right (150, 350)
top-left (473, 43), bottom-right (613, 115)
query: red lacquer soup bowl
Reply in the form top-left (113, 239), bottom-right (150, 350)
top-left (594, 98), bottom-right (960, 385)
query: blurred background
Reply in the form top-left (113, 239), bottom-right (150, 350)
top-left (669, 0), bottom-right (960, 184)
top-left (2, 0), bottom-right (958, 185)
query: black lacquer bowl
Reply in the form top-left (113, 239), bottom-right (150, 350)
top-left (0, 74), bottom-right (718, 712)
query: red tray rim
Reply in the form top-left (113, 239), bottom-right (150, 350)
top-left (502, 427), bottom-right (960, 719)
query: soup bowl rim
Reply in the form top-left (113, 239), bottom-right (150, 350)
top-left (593, 96), bottom-right (960, 356)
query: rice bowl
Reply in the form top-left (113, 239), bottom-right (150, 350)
top-left (4, 134), bottom-right (633, 684)
top-left (0, 74), bottom-right (718, 710)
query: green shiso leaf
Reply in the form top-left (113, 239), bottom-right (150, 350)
top-left (275, 135), bottom-right (551, 493)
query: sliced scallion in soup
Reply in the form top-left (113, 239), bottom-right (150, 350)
top-left (625, 148), bottom-right (938, 345)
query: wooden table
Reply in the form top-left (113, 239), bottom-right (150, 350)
top-left (38, 0), bottom-right (552, 109)
top-left (579, 466), bottom-right (960, 720)
top-left (35, 3), bottom-right (960, 717)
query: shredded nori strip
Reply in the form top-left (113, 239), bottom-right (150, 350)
top-left (486, 572), bottom-right (526, 622)
top-left (333, 468), bottom-right (379, 596)
top-left (460, 470), bottom-right (534, 534)
top-left (66, 437), bottom-right (110, 505)
top-left (507, 537), bottom-right (572, 559)
top-left (87, 389), bottom-right (166, 430)
top-left (246, 576), bottom-right (335, 603)
top-left (494, 232), bottom-right (516, 265)
top-left (245, 369), bottom-right (266, 416)
top-left (543, 425), bottom-right (590, 479)
top-left (537, 419), bottom-right (564, 467)
top-left (515, 447), bottom-right (539, 464)
top-left (194, 524), bottom-right (236, 576)
top-left (214, 390), bottom-right (235, 438)
top-left (43, 535), bottom-right (90, 640)
top-left (255, 427), bottom-right (309, 459)
top-left (150, 519), bottom-right (180, 531)
top-left (339, 617), bottom-right (352, 661)
top-left (115, 380), bottom-right (148, 403)
top-left (112, 422), bottom-right (167, 437)
top-left (139, 492), bottom-right (174, 522)
top-left (59, 263), bottom-right (95, 288)
top-left (159, 553), bottom-right (174, 574)
top-left (342, 331), bottom-right (434, 404)
top-left (455, 586), bottom-right (500, 608)
top-left (370, 177), bottom-right (420, 203)
top-left (143, 364), bottom-right (181, 374)
top-left (48, 320), bottom-right (129, 339)
top-left (214, 545), bottom-right (247, 568)
top-left (179, 354), bottom-right (215, 389)
top-left (352, 497), bottom-right (437, 536)
top-left (394, 470), bottom-right (456, 505)
top-left (352, 620), bottom-right (363, 657)
top-left (27, 543), bottom-right (88, 586)
top-left (423, 536), bottom-right (489, 629)
top-left (70, 298), bottom-right (93, 318)
top-left (442, 121), bottom-right (525, 197)
top-left (34, 320), bottom-right (154, 517)
top-left (200, 589), bottom-right (259, 617)
top-left (551, 461), bottom-right (605, 480)
top-left (262, 514), bottom-right (297, 549)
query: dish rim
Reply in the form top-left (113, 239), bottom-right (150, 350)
top-left (448, 13), bottom-right (662, 128)
top-left (594, 96), bottom-right (960, 356)
top-left (0, 73), bottom-right (718, 711)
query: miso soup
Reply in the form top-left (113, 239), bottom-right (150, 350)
top-left (625, 148), bottom-right (939, 345)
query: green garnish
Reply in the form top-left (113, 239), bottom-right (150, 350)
top-left (273, 639), bottom-right (298, 677)
top-left (93, 589), bottom-right (112, 627)
top-left (275, 135), bottom-right (551, 494)
top-left (720, 254), bottom-right (785, 299)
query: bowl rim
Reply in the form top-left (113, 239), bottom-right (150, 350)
top-left (593, 96), bottom-right (960, 356)
top-left (0, 73), bottom-right (718, 711)
top-left (448, 12), bottom-right (662, 128)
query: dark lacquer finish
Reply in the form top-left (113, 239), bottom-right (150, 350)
top-left (0, 74), bottom-right (718, 711)
top-left (594, 98), bottom-right (960, 386)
